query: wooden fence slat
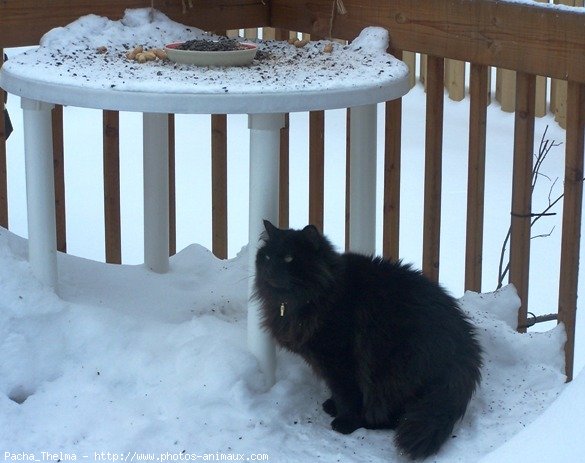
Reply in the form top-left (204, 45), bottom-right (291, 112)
top-left (345, 109), bottom-right (351, 251)
top-left (419, 54), bottom-right (427, 86)
top-left (383, 48), bottom-right (403, 260)
top-left (532, 0), bottom-right (549, 118)
top-left (168, 114), bottom-right (176, 257)
top-left (262, 27), bottom-right (276, 40)
top-left (52, 105), bottom-right (66, 253)
top-left (422, 55), bottom-right (444, 282)
top-left (383, 99), bottom-right (402, 260)
top-left (274, 28), bottom-right (290, 230)
top-left (496, 68), bottom-right (516, 113)
top-left (509, 72), bottom-right (536, 333)
top-left (465, 64), bottom-right (489, 292)
top-left (211, 114), bottom-right (228, 259)
top-left (552, 79), bottom-right (568, 129)
top-left (445, 59), bottom-right (466, 102)
top-left (244, 28), bottom-right (258, 39)
top-left (535, 75), bottom-right (547, 118)
top-left (103, 110), bottom-right (120, 264)
top-left (208, 34), bottom-right (227, 259)
top-left (279, 113), bottom-right (290, 229)
top-left (558, 81), bottom-right (585, 381)
top-left (0, 49), bottom-right (7, 228)
top-left (309, 111), bottom-right (325, 231)
top-left (402, 51), bottom-right (416, 89)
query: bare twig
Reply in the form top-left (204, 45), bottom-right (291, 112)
top-left (517, 312), bottom-right (558, 330)
top-left (497, 126), bottom-right (563, 290)
top-left (531, 226), bottom-right (556, 241)
top-left (497, 228), bottom-right (511, 289)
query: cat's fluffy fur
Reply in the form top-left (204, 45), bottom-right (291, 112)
top-left (254, 221), bottom-right (482, 460)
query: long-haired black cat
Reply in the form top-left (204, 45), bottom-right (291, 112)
top-left (254, 220), bottom-right (482, 460)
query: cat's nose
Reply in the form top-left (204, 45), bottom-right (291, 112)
top-left (266, 276), bottom-right (289, 289)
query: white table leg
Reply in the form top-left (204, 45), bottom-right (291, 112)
top-left (247, 113), bottom-right (285, 387)
top-left (349, 104), bottom-right (378, 255)
top-left (143, 113), bottom-right (169, 273)
top-left (21, 97), bottom-right (58, 289)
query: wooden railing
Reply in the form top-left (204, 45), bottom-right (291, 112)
top-left (1, 0), bottom-right (585, 380)
top-left (271, 0), bottom-right (585, 381)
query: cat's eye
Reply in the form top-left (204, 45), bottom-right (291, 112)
top-left (284, 255), bottom-right (293, 263)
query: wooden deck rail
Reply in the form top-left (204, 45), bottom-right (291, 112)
top-left (1, 0), bottom-right (584, 380)
top-left (271, 0), bottom-right (585, 382)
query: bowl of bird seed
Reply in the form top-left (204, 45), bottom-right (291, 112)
top-left (165, 37), bottom-right (257, 66)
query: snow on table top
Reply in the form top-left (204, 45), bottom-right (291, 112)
top-left (0, 8), bottom-right (410, 114)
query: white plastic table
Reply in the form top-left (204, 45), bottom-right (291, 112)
top-left (0, 10), bottom-right (410, 385)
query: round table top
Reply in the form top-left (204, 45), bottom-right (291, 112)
top-left (0, 8), bottom-right (411, 115)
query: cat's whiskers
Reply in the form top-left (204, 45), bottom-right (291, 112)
top-left (236, 273), bottom-right (256, 284)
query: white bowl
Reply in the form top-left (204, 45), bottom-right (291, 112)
top-left (164, 42), bottom-right (257, 67)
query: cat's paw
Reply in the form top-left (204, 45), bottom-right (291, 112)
top-left (331, 416), bottom-right (361, 435)
top-left (322, 398), bottom-right (337, 417)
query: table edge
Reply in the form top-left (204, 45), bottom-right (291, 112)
top-left (0, 67), bottom-right (411, 114)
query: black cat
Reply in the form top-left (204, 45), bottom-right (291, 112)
top-left (254, 220), bottom-right (482, 460)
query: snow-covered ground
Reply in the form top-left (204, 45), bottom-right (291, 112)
top-left (0, 228), bottom-right (569, 462)
top-left (1, 9), bottom-right (583, 462)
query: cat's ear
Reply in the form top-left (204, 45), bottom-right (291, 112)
top-left (263, 220), bottom-right (279, 239)
top-left (302, 225), bottom-right (322, 250)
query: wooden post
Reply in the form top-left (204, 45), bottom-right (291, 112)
top-left (52, 105), bottom-right (66, 254)
top-left (211, 114), bottom-right (228, 259)
top-left (509, 72), bottom-right (536, 333)
top-left (103, 110), bottom-right (121, 264)
top-left (422, 56), bottom-right (444, 282)
top-left (557, 81), bottom-right (585, 381)
top-left (465, 64), bottom-right (489, 292)
top-left (309, 111), bottom-right (325, 231)
top-left (0, 49), bottom-right (8, 229)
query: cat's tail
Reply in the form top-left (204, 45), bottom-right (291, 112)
top-left (393, 377), bottom-right (477, 460)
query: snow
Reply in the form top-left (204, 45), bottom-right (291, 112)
top-left (1, 7), bottom-right (584, 462)
top-left (480, 366), bottom-right (585, 463)
top-left (501, 0), bottom-right (585, 14)
top-left (0, 229), bottom-right (568, 461)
